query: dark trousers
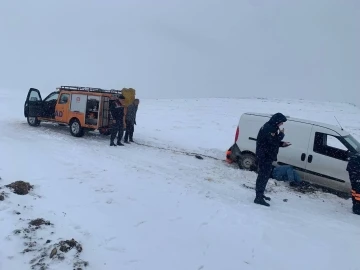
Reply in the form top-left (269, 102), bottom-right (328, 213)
top-left (110, 122), bottom-right (124, 144)
top-left (349, 173), bottom-right (360, 214)
top-left (124, 120), bottom-right (134, 142)
top-left (255, 160), bottom-right (273, 196)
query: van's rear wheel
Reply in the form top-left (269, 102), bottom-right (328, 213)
top-left (238, 153), bottom-right (257, 171)
top-left (27, 116), bottom-right (41, 127)
top-left (69, 118), bottom-right (84, 137)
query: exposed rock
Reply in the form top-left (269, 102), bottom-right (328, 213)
top-left (49, 248), bottom-right (57, 259)
top-left (29, 218), bottom-right (52, 227)
top-left (6, 181), bottom-right (33, 195)
top-left (58, 239), bottom-right (82, 253)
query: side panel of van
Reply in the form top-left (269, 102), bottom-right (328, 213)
top-left (55, 92), bottom-right (71, 123)
top-left (276, 120), bottom-right (313, 180)
top-left (68, 94), bottom-right (86, 125)
top-left (236, 114), bottom-right (268, 154)
top-left (304, 125), bottom-right (351, 192)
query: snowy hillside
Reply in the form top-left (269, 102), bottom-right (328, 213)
top-left (1, 89), bottom-right (360, 270)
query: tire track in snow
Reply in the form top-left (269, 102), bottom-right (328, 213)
top-left (132, 141), bottom-right (224, 161)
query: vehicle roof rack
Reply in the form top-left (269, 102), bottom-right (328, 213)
top-left (57, 85), bottom-right (123, 94)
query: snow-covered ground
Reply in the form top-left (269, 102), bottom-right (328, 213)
top-left (1, 89), bottom-right (360, 270)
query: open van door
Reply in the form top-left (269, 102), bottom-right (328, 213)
top-left (24, 88), bottom-right (43, 126)
top-left (24, 88), bottom-right (43, 117)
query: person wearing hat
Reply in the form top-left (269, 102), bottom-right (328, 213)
top-left (109, 94), bottom-right (126, 146)
top-left (254, 112), bottom-right (291, 207)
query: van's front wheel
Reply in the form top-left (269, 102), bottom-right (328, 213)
top-left (27, 116), bottom-right (41, 127)
top-left (238, 153), bottom-right (257, 171)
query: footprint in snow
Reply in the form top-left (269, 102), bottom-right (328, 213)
top-left (198, 222), bottom-right (208, 229)
top-left (105, 246), bottom-right (126, 253)
top-left (134, 221), bottom-right (146, 227)
top-left (124, 259), bottom-right (140, 265)
top-left (169, 217), bottom-right (182, 222)
top-left (104, 236), bottom-right (117, 243)
top-left (106, 198), bottom-right (113, 204)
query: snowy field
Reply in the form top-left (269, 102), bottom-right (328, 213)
top-left (1, 89), bottom-right (360, 270)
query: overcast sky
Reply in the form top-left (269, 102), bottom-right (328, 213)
top-left (0, 0), bottom-right (359, 105)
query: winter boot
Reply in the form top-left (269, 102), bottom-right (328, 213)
top-left (353, 202), bottom-right (360, 215)
top-left (263, 195), bottom-right (271, 201)
top-left (117, 141), bottom-right (124, 146)
top-left (254, 195), bottom-right (270, 207)
top-left (353, 207), bottom-right (360, 215)
top-left (110, 142), bottom-right (117, 146)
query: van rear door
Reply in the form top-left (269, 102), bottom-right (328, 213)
top-left (303, 126), bottom-right (350, 191)
top-left (276, 120), bottom-right (313, 180)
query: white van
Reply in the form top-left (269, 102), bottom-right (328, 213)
top-left (229, 112), bottom-right (360, 194)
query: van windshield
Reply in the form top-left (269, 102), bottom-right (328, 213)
top-left (343, 135), bottom-right (360, 153)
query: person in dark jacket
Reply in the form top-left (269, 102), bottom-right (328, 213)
top-left (254, 112), bottom-right (291, 207)
top-left (346, 153), bottom-right (360, 215)
top-left (109, 95), bottom-right (126, 146)
top-left (124, 99), bottom-right (139, 143)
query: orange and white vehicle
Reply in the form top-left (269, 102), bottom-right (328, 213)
top-left (24, 86), bottom-right (136, 137)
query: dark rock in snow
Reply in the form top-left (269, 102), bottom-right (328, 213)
top-left (29, 218), bottom-right (52, 228)
top-left (6, 181), bottom-right (33, 195)
top-left (58, 239), bottom-right (83, 253)
top-left (0, 191), bottom-right (7, 201)
top-left (49, 247), bottom-right (57, 259)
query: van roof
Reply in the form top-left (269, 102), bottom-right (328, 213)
top-left (57, 85), bottom-right (123, 95)
top-left (243, 112), bottom-right (350, 136)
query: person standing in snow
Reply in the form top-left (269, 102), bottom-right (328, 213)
top-left (124, 99), bottom-right (139, 143)
top-left (254, 113), bottom-right (291, 207)
top-left (346, 153), bottom-right (360, 215)
top-left (109, 95), bottom-right (126, 146)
